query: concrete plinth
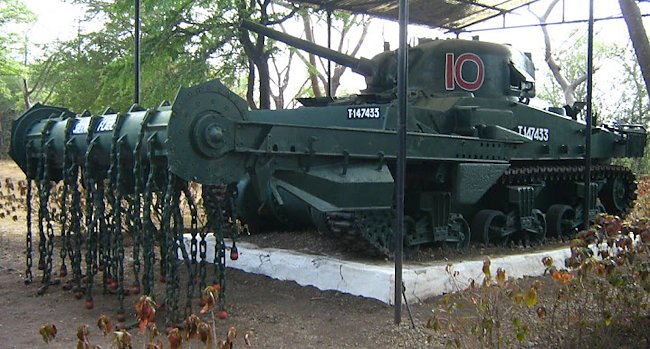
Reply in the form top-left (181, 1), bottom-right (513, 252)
top-left (182, 234), bottom-right (571, 305)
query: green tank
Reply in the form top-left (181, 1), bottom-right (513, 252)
top-left (10, 21), bottom-right (647, 257)
top-left (176, 20), bottom-right (643, 253)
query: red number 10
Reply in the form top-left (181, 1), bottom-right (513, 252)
top-left (445, 53), bottom-right (485, 92)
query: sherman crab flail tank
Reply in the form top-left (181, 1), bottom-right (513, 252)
top-left (9, 20), bottom-right (646, 316)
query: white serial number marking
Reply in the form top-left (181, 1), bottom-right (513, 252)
top-left (517, 125), bottom-right (549, 142)
top-left (347, 107), bottom-right (380, 119)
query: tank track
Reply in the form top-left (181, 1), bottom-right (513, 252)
top-left (325, 211), bottom-right (394, 256)
top-left (319, 164), bottom-right (637, 256)
top-left (500, 163), bottom-right (637, 215)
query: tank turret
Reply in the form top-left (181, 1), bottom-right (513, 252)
top-left (241, 20), bottom-right (536, 101)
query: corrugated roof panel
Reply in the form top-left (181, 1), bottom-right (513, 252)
top-left (291, 0), bottom-right (540, 31)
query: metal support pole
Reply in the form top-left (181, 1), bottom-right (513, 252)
top-left (583, 0), bottom-right (594, 229)
top-left (394, 0), bottom-right (408, 325)
top-left (327, 9), bottom-right (332, 97)
top-left (134, 0), bottom-right (141, 105)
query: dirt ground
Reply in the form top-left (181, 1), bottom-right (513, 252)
top-left (0, 161), bottom-right (442, 348)
top-left (0, 159), bottom-right (593, 349)
top-left (0, 236), bottom-right (435, 349)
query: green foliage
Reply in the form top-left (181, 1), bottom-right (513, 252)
top-left (291, 7), bottom-right (370, 99)
top-left (0, 0), bottom-right (33, 95)
top-left (535, 29), bottom-right (649, 131)
top-left (0, 76), bottom-right (23, 157)
top-left (33, 0), bottom-right (247, 112)
top-left (32, 0), bottom-right (313, 111)
top-left (607, 43), bottom-right (650, 126)
top-left (0, 0), bottom-right (34, 157)
top-left (537, 30), bottom-right (617, 109)
top-left (536, 29), bottom-right (650, 174)
top-left (0, 0), bottom-right (32, 81)
top-left (604, 43), bottom-right (650, 174)
top-left (21, 0), bottom-right (363, 112)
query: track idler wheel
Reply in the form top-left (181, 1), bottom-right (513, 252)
top-left (472, 210), bottom-right (507, 245)
top-left (546, 204), bottom-right (576, 238)
top-left (601, 176), bottom-right (636, 216)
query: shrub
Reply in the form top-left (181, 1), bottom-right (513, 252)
top-left (428, 213), bottom-right (650, 349)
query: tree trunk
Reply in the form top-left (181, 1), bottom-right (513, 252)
top-left (246, 59), bottom-right (257, 110)
top-left (531, 0), bottom-right (587, 108)
top-left (22, 78), bottom-right (32, 110)
top-left (0, 111), bottom-right (4, 154)
top-left (255, 56), bottom-right (271, 109)
top-left (619, 0), bottom-right (650, 98)
top-left (301, 13), bottom-right (323, 98)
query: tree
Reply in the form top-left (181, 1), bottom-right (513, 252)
top-left (603, 43), bottom-right (650, 173)
top-left (263, 9), bottom-right (371, 109)
top-left (0, 0), bottom-right (33, 75)
top-left (48, 0), bottom-right (309, 111)
top-left (0, 0), bottom-right (34, 155)
top-left (531, 0), bottom-right (650, 172)
top-left (236, 0), bottom-right (299, 109)
top-left (36, 1), bottom-right (376, 112)
top-left (619, 0), bottom-right (650, 102)
top-left (609, 43), bottom-right (650, 126)
top-left (295, 9), bottom-right (370, 97)
top-left (531, 0), bottom-right (587, 108)
top-left (269, 45), bottom-right (300, 109)
top-left (0, 0), bottom-right (33, 102)
top-left (34, 0), bottom-right (236, 112)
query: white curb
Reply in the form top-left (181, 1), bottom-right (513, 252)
top-left (181, 234), bottom-right (572, 305)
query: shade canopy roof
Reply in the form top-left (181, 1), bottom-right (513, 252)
top-left (291, 0), bottom-right (540, 31)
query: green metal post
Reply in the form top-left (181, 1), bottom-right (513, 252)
top-left (134, 0), bottom-right (141, 105)
top-left (583, 0), bottom-right (594, 229)
top-left (395, 0), bottom-right (408, 325)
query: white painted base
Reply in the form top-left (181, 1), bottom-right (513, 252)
top-left (181, 234), bottom-right (571, 305)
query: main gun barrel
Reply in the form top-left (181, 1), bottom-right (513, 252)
top-left (240, 19), bottom-right (376, 78)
